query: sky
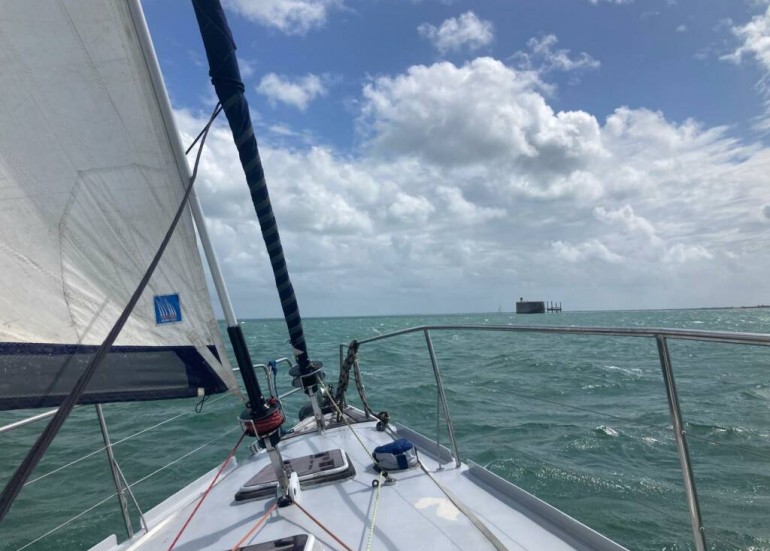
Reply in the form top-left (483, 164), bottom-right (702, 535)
top-left (141, 0), bottom-right (770, 317)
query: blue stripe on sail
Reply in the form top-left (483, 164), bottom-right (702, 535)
top-left (0, 343), bottom-right (228, 411)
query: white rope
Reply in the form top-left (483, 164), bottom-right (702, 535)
top-left (365, 471), bottom-right (384, 551)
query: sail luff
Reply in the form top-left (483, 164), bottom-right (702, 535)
top-left (125, 0), bottom-right (240, 395)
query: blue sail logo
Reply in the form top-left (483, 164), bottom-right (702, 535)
top-left (154, 294), bottom-right (182, 324)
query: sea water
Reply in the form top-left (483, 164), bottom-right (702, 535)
top-left (1, 309), bottom-right (769, 551)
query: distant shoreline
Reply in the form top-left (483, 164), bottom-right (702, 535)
top-left (223, 305), bottom-right (770, 322)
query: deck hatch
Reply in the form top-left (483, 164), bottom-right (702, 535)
top-left (236, 534), bottom-right (309, 550)
top-left (235, 449), bottom-right (355, 501)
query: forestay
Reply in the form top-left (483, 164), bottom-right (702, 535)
top-left (0, 0), bottom-right (238, 409)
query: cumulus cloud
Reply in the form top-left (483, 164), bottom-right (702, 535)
top-left (722, 6), bottom-right (770, 72)
top-left (177, 52), bottom-right (770, 315)
top-left (223, 0), bottom-right (342, 35)
top-left (418, 11), bottom-right (494, 54)
top-left (436, 187), bottom-right (506, 223)
top-left (257, 73), bottom-right (327, 111)
top-left (594, 205), bottom-right (659, 242)
top-left (512, 35), bottom-right (600, 76)
top-left (388, 192), bottom-right (435, 223)
top-left (663, 244), bottom-right (713, 263)
top-left (360, 57), bottom-right (604, 173)
top-left (592, 205), bottom-right (714, 264)
top-left (722, 6), bottom-right (770, 127)
top-left (551, 239), bottom-right (622, 263)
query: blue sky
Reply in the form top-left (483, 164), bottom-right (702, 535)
top-left (142, 0), bottom-right (770, 316)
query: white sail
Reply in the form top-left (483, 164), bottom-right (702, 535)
top-left (0, 0), bottom-right (238, 408)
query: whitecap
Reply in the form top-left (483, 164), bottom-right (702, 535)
top-left (602, 365), bottom-right (643, 378)
top-left (595, 425), bottom-right (619, 437)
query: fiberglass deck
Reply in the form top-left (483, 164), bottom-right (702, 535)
top-left (92, 412), bottom-right (628, 551)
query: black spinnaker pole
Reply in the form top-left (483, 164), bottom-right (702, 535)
top-left (191, 1), bottom-right (321, 416)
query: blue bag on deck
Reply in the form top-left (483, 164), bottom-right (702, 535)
top-left (373, 438), bottom-right (417, 471)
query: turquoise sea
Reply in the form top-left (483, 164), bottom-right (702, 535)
top-left (1, 309), bottom-right (770, 551)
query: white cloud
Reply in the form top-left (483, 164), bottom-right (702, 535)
top-left (676, 24), bottom-right (688, 33)
top-left (722, 7), bottom-right (770, 129)
top-left (664, 244), bottom-right (713, 263)
top-left (175, 52), bottom-right (770, 315)
top-left (587, 0), bottom-right (634, 4)
top-left (388, 192), bottom-right (435, 223)
top-left (592, 205), bottom-right (714, 265)
top-left (239, 59), bottom-right (255, 78)
top-left (551, 240), bottom-right (622, 263)
top-left (436, 187), bottom-right (506, 223)
top-left (722, 6), bottom-right (770, 72)
top-left (257, 73), bottom-right (327, 111)
top-left (268, 124), bottom-right (300, 137)
top-left (594, 205), bottom-right (659, 243)
top-left (512, 35), bottom-right (600, 75)
top-left (360, 57), bottom-right (604, 173)
top-left (223, 0), bottom-right (341, 35)
top-left (418, 11), bottom-right (494, 54)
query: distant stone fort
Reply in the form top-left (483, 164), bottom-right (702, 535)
top-left (516, 298), bottom-right (562, 314)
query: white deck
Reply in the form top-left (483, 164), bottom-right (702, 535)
top-left (97, 412), bottom-right (628, 551)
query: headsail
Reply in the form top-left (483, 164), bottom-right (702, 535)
top-left (0, 0), bottom-right (238, 410)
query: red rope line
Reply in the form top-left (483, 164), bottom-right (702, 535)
top-left (167, 431), bottom-right (247, 551)
top-left (293, 500), bottom-right (354, 551)
top-left (230, 502), bottom-right (278, 551)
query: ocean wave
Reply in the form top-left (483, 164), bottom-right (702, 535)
top-left (685, 421), bottom-right (770, 442)
top-left (641, 436), bottom-right (661, 446)
top-left (595, 425), bottom-right (620, 437)
top-left (741, 386), bottom-right (770, 401)
top-left (600, 365), bottom-right (644, 378)
top-left (581, 382), bottom-right (621, 391)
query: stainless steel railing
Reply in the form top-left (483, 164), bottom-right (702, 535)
top-left (341, 324), bottom-right (770, 551)
top-left (5, 324), bottom-right (769, 549)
